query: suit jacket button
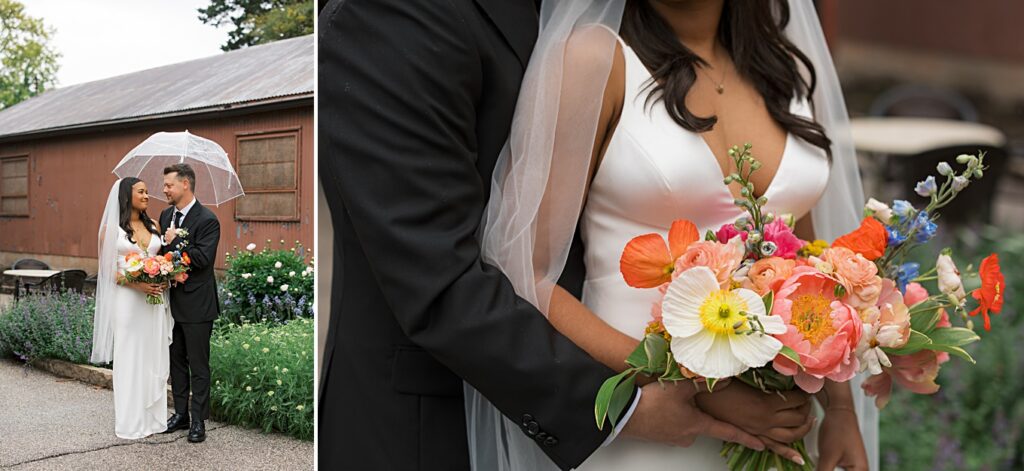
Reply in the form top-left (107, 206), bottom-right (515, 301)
top-left (536, 431), bottom-right (548, 441)
top-left (544, 436), bottom-right (559, 447)
top-left (521, 414), bottom-right (534, 427)
top-left (525, 422), bottom-right (540, 436)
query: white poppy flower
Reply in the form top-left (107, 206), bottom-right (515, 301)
top-left (246, 243), bottom-right (256, 251)
top-left (280, 284), bottom-right (289, 292)
top-left (241, 273), bottom-right (252, 279)
top-left (274, 261), bottom-right (283, 269)
top-left (267, 276), bottom-right (274, 284)
top-left (661, 266), bottom-right (785, 379)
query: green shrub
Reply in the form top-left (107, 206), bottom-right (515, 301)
top-left (880, 227), bottom-right (1023, 470)
top-left (0, 290), bottom-right (95, 364)
top-left (220, 239), bottom-right (313, 325)
top-left (210, 318), bottom-right (314, 440)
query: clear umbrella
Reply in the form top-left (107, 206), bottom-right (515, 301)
top-left (113, 130), bottom-right (244, 205)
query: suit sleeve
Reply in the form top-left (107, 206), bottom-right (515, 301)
top-left (319, 0), bottom-right (618, 468)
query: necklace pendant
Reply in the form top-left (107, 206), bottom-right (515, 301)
top-left (716, 84), bottom-right (725, 94)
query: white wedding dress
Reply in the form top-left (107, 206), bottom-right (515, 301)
top-left (576, 40), bottom-right (830, 470)
top-left (111, 227), bottom-right (175, 439)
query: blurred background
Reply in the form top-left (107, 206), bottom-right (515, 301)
top-left (817, 0), bottom-right (1024, 469)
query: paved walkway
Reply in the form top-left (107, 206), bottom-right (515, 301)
top-left (0, 359), bottom-right (313, 470)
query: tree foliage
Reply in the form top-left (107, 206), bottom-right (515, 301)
top-left (198, 0), bottom-right (313, 51)
top-left (0, 0), bottom-right (60, 110)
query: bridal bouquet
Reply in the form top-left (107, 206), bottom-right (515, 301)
top-left (122, 251), bottom-right (191, 304)
top-left (594, 144), bottom-right (1005, 470)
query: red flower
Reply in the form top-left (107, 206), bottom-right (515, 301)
top-left (832, 217), bottom-right (887, 261)
top-left (969, 253), bottom-right (1005, 331)
top-left (620, 219), bottom-right (699, 288)
top-left (181, 252), bottom-right (191, 266)
top-left (164, 252), bottom-right (174, 262)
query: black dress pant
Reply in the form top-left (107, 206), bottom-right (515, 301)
top-left (170, 321), bottom-right (214, 419)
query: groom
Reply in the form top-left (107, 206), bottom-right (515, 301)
top-left (158, 163), bottom-right (221, 444)
top-left (318, 1), bottom-right (773, 469)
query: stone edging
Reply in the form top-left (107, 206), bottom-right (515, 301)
top-left (32, 358), bottom-right (177, 406)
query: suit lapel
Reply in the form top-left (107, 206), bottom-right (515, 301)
top-left (473, 0), bottom-right (539, 68)
top-left (181, 200), bottom-right (202, 229)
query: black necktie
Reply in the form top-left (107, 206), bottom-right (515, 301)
top-left (174, 210), bottom-right (183, 229)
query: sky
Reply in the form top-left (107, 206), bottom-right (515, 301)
top-left (20, 0), bottom-right (231, 87)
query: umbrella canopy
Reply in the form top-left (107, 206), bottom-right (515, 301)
top-left (113, 131), bottom-right (244, 205)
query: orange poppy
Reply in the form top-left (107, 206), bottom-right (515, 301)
top-left (969, 253), bottom-right (1005, 331)
top-left (181, 252), bottom-right (191, 266)
top-left (164, 252), bottom-right (174, 262)
top-left (832, 217), bottom-right (887, 261)
top-left (620, 219), bottom-right (699, 288)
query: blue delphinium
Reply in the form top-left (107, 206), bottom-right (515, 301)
top-left (915, 176), bottom-right (938, 197)
top-left (894, 262), bottom-right (920, 293)
top-left (886, 225), bottom-right (908, 246)
top-left (910, 211), bottom-right (938, 243)
top-left (892, 200), bottom-right (916, 222)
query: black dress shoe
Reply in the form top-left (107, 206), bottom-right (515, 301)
top-left (163, 413), bottom-right (190, 433)
top-left (188, 419), bottom-right (206, 443)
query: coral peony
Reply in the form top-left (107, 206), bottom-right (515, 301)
top-left (771, 267), bottom-right (862, 393)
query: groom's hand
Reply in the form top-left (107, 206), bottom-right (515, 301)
top-left (164, 227), bottom-right (176, 244)
top-left (620, 382), bottom-right (765, 451)
top-left (695, 381), bottom-right (815, 464)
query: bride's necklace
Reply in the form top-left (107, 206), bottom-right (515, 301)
top-left (698, 63), bottom-right (728, 95)
top-left (132, 221), bottom-right (151, 253)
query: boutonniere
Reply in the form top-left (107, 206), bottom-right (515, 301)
top-left (174, 228), bottom-right (190, 250)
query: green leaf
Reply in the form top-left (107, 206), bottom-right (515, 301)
top-left (928, 327), bottom-right (981, 348)
top-left (883, 329), bottom-right (932, 356)
top-left (659, 356), bottom-right (686, 381)
top-left (927, 343), bottom-right (976, 363)
top-left (606, 374), bottom-right (638, 428)
top-left (706, 230), bottom-right (718, 242)
top-left (762, 290), bottom-right (775, 315)
top-left (644, 334), bottom-right (669, 371)
top-left (778, 345), bottom-right (803, 369)
top-left (625, 341), bottom-right (649, 369)
top-left (910, 307), bottom-right (943, 334)
top-left (595, 369), bottom-right (634, 429)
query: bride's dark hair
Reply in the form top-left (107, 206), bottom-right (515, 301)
top-left (118, 177), bottom-right (160, 244)
top-left (621, 0), bottom-right (832, 161)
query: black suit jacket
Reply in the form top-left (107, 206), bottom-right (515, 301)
top-left (318, 0), bottom-right (624, 469)
top-left (159, 201), bottom-right (221, 323)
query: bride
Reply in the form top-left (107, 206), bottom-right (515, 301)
top-left (471, 0), bottom-right (874, 470)
top-left (92, 177), bottom-right (175, 439)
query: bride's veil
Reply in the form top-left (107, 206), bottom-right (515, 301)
top-left (467, 1), bottom-right (875, 469)
top-left (91, 180), bottom-right (121, 365)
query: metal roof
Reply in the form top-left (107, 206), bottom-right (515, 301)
top-left (0, 35), bottom-right (313, 140)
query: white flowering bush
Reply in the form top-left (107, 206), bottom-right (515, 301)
top-left (221, 239), bottom-right (313, 325)
top-left (210, 318), bottom-right (314, 440)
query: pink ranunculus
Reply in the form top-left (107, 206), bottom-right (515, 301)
top-left (743, 256), bottom-right (796, 296)
top-left (821, 247), bottom-right (883, 309)
top-left (861, 349), bottom-right (948, 409)
top-left (673, 237), bottom-right (744, 288)
top-left (143, 258), bottom-right (161, 277)
top-left (762, 219), bottom-right (804, 259)
top-left (904, 282), bottom-right (929, 307)
top-left (875, 279), bottom-right (911, 348)
top-left (771, 266), bottom-right (863, 393)
top-left (715, 224), bottom-right (748, 244)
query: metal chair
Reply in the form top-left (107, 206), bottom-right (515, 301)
top-left (869, 84), bottom-right (979, 122)
top-left (23, 269), bottom-right (88, 296)
top-left (12, 258), bottom-right (50, 270)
